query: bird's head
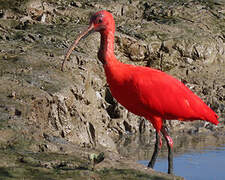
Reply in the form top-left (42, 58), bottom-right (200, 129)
top-left (61, 10), bottom-right (115, 71)
top-left (90, 10), bottom-right (115, 33)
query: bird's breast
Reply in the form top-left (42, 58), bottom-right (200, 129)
top-left (104, 65), bottom-right (148, 117)
top-left (109, 81), bottom-right (145, 116)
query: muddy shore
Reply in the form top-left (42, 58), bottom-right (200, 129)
top-left (0, 0), bottom-right (224, 179)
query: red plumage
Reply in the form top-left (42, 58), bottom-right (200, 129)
top-left (104, 60), bottom-right (218, 132)
top-left (62, 10), bottom-right (219, 174)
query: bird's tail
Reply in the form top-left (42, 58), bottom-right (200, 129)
top-left (191, 93), bottom-right (219, 125)
top-left (204, 106), bottom-right (219, 125)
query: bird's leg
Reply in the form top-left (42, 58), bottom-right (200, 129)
top-left (161, 126), bottom-right (174, 174)
top-left (148, 131), bottom-right (162, 168)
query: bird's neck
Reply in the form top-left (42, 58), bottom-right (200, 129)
top-left (98, 30), bottom-right (118, 65)
top-left (98, 30), bottom-right (126, 86)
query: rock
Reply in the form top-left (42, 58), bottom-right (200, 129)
top-left (0, 0), bottom-right (224, 148)
top-left (70, 1), bottom-right (82, 8)
top-left (0, 0), bottom-right (224, 179)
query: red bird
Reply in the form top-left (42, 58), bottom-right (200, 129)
top-left (61, 10), bottom-right (219, 174)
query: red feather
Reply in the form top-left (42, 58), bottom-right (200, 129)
top-left (105, 60), bottom-right (219, 132)
top-left (62, 10), bottom-right (220, 174)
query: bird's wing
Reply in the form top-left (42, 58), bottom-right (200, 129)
top-left (130, 67), bottom-right (218, 124)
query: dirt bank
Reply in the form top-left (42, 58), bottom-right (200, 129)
top-left (0, 0), bottom-right (224, 179)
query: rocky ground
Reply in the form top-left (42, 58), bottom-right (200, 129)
top-left (0, 0), bottom-right (225, 179)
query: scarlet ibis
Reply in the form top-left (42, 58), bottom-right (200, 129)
top-left (61, 10), bottom-right (219, 174)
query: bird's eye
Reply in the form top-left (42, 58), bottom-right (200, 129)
top-left (97, 18), bottom-right (102, 24)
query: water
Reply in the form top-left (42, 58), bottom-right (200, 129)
top-left (138, 142), bottom-right (225, 180)
top-left (116, 132), bottom-right (225, 180)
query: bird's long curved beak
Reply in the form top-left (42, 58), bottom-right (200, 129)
top-left (61, 23), bottom-right (95, 71)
